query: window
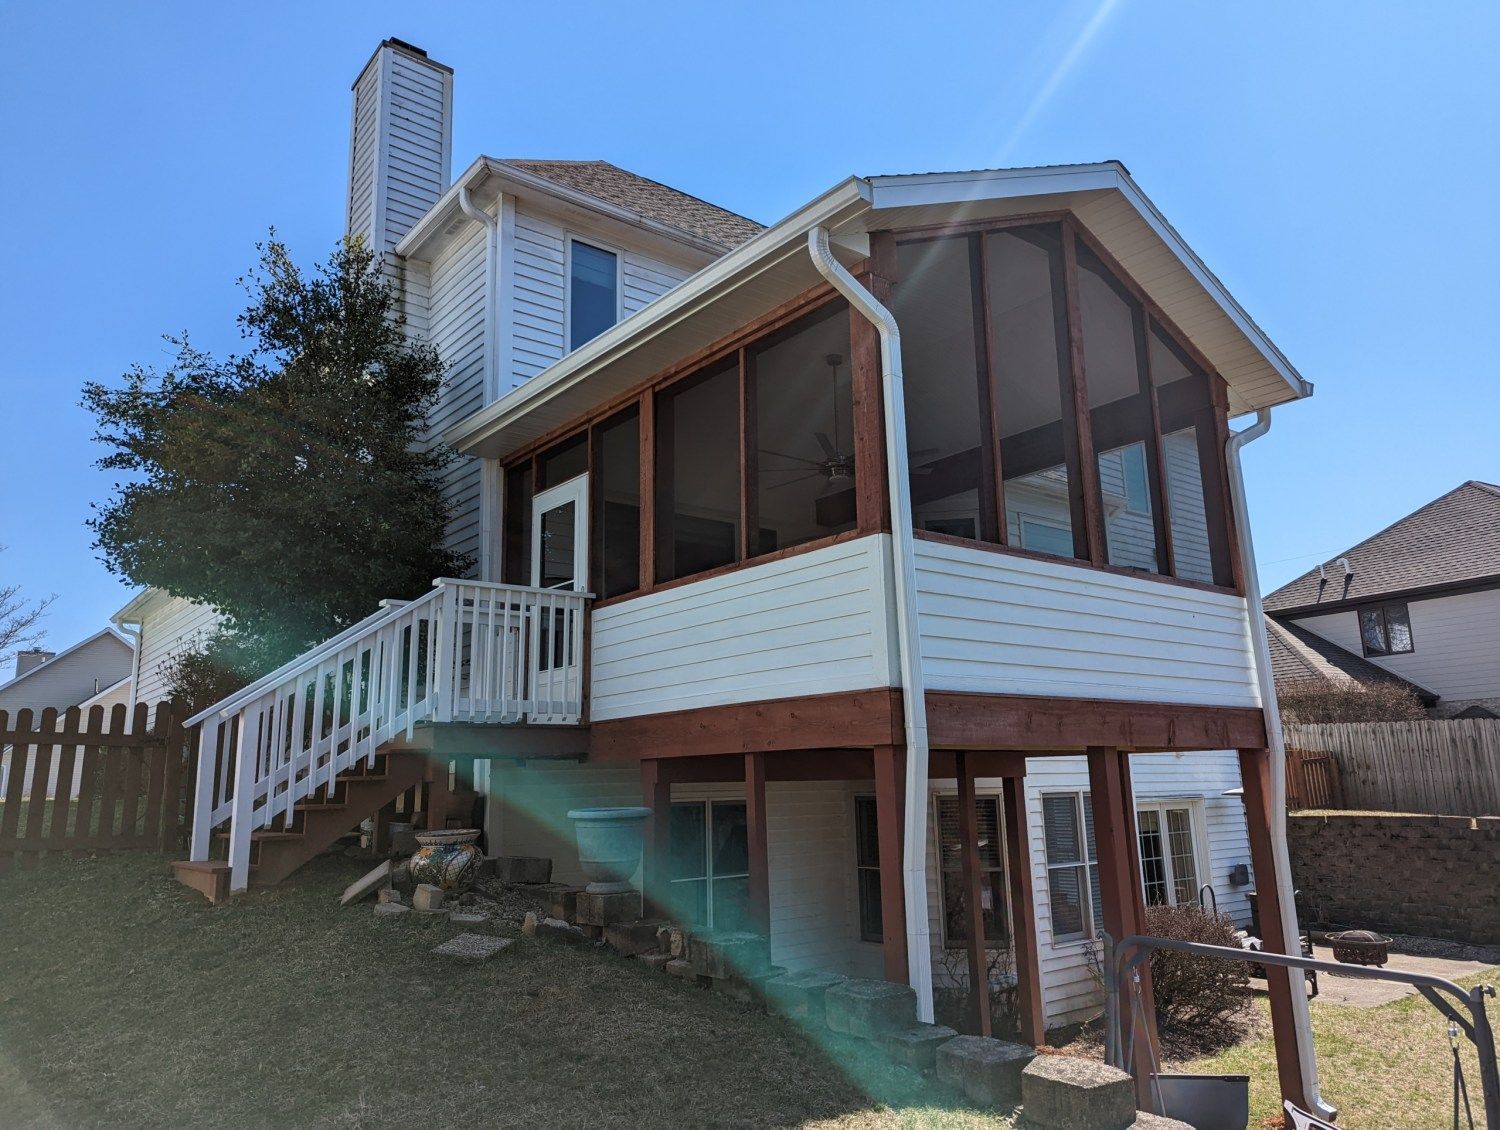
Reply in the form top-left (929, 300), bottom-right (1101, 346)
top-left (591, 406), bottom-right (640, 598)
top-left (568, 240), bottom-right (619, 351)
top-left (936, 795), bottom-right (1010, 947)
top-left (1136, 803), bottom-right (1202, 908)
top-left (1042, 793), bottom-right (1101, 942)
top-left (654, 359), bottom-right (742, 582)
top-left (668, 800), bottom-right (750, 931)
top-left (854, 795), bottom-right (883, 943)
top-left (1359, 603), bottom-right (1414, 656)
top-left (1019, 515), bottom-right (1074, 558)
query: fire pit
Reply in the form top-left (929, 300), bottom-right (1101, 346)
top-left (1328, 929), bottom-right (1392, 966)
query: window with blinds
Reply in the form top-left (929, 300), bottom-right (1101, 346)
top-left (1042, 792), bottom-right (1102, 942)
top-left (935, 795), bottom-right (1010, 947)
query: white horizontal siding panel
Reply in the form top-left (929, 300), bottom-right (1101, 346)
top-left (914, 539), bottom-right (1260, 708)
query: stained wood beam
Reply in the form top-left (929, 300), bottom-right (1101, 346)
top-left (1002, 774), bottom-right (1045, 1047)
top-left (873, 744), bottom-right (908, 984)
top-left (928, 692), bottom-right (1267, 752)
top-left (745, 752), bottom-right (770, 937)
top-left (640, 759), bottom-right (672, 919)
top-left (956, 751), bottom-right (992, 1037)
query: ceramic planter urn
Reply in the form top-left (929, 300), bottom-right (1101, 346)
top-left (566, 807), bottom-right (651, 894)
top-left (409, 828), bottom-right (483, 892)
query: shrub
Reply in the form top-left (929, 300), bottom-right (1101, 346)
top-left (1144, 903), bottom-right (1251, 1032)
top-left (1277, 678), bottom-right (1427, 723)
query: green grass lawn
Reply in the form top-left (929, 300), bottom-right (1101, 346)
top-left (0, 851), bottom-right (1012, 1128)
top-left (1183, 974), bottom-right (1498, 1128)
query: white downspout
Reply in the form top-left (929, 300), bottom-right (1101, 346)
top-left (459, 181), bottom-right (502, 582)
top-left (807, 226), bottom-right (936, 1022)
top-left (1226, 408), bottom-right (1334, 1121)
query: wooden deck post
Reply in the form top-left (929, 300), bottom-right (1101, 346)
top-left (1002, 773), bottom-right (1046, 1048)
top-left (1086, 745), bottom-right (1157, 1105)
top-left (873, 744), bottom-right (909, 984)
top-left (1239, 746), bottom-right (1312, 1112)
top-left (640, 759), bottom-right (671, 919)
top-left (745, 752), bottom-right (770, 937)
top-left (423, 759), bottom-right (454, 832)
top-left (956, 751), bottom-right (993, 1036)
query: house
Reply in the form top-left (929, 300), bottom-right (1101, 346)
top-left (172, 39), bottom-right (1326, 1114)
top-left (111, 588), bottom-right (223, 718)
top-left (0, 627), bottom-right (135, 795)
top-left (1264, 481), bottom-right (1500, 719)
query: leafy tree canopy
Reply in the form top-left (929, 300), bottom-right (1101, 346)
top-left (84, 237), bottom-right (469, 685)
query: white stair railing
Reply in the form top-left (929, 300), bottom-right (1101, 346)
top-left (185, 578), bottom-right (591, 891)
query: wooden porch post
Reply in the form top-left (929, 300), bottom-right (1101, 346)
top-left (745, 752), bottom-right (770, 937)
top-left (956, 751), bottom-right (993, 1037)
top-left (1239, 747), bottom-right (1312, 1112)
top-left (640, 759), bottom-right (671, 919)
top-left (1086, 746), bottom-right (1157, 1105)
top-left (1002, 773), bottom-right (1046, 1048)
top-left (852, 232), bottom-right (895, 536)
top-left (423, 759), bottom-right (454, 832)
top-left (873, 744), bottom-right (909, 984)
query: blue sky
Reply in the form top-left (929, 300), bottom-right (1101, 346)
top-left (1, 1), bottom-right (1496, 673)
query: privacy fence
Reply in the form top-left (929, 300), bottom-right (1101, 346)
top-left (0, 699), bottom-right (193, 868)
top-left (1284, 718), bottom-right (1500, 817)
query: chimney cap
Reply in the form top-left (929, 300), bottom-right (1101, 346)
top-left (353, 38), bottom-right (454, 88)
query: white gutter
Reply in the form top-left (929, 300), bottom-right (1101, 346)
top-left (458, 182), bottom-right (501, 402)
top-left (806, 225), bottom-right (936, 1022)
top-left (1225, 408), bottom-right (1334, 1121)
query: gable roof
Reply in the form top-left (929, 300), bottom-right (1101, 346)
top-left (0, 627), bottom-right (133, 692)
top-left (1264, 481), bottom-right (1500, 615)
top-left (1264, 616), bottom-right (1437, 705)
top-left (504, 160), bottom-right (764, 250)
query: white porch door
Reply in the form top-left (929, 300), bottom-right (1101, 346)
top-left (529, 474), bottom-right (589, 720)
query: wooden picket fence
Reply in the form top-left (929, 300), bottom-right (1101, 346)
top-left (0, 699), bottom-right (194, 868)
top-left (1285, 747), bottom-right (1343, 809)
top-left (1284, 719), bottom-right (1500, 816)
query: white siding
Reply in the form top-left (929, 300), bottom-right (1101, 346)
top-left (132, 595), bottom-right (222, 711)
top-left (914, 537), bottom-right (1260, 708)
top-left (1292, 588), bottom-right (1500, 705)
top-left (588, 536), bottom-right (897, 720)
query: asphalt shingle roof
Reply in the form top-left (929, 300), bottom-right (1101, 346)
top-left (504, 160), bottom-right (764, 251)
top-left (1263, 481), bottom-right (1500, 614)
top-left (1264, 617), bottom-right (1437, 704)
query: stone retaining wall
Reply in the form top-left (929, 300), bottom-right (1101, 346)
top-left (1287, 813), bottom-right (1500, 945)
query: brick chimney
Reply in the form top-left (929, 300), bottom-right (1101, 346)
top-left (14, 649), bottom-right (54, 677)
top-left (346, 39), bottom-right (454, 262)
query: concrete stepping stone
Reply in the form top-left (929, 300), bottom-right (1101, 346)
top-left (765, 969), bottom-right (849, 1025)
top-left (448, 911), bottom-right (489, 927)
top-left (881, 1023), bottom-right (958, 1070)
top-left (824, 978), bottom-right (918, 1038)
top-left (432, 934), bottom-right (514, 960)
top-left (374, 902), bottom-right (412, 919)
top-left (1021, 1054), bottom-right (1135, 1129)
top-left (935, 1034), bottom-right (1035, 1107)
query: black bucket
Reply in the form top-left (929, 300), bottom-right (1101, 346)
top-left (1153, 1073), bottom-right (1251, 1130)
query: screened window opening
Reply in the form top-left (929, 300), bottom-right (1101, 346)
top-left (1042, 792), bottom-right (1101, 942)
top-left (936, 795), bottom-right (1010, 947)
top-left (502, 462), bottom-right (533, 585)
top-left (1359, 603), bottom-right (1414, 656)
top-left (592, 406), bottom-right (640, 598)
top-left (751, 302), bottom-right (856, 553)
top-left (854, 795), bottom-right (883, 944)
top-left (669, 800), bottom-right (750, 931)
top-left (537, 432), bottom-right (588, 490)
top-left (568, 240), bottom-right (619, 351)
top-left (655, 359), bottom-right (741, 582)
top-left (1136, 804), bottom-right (1202, 908)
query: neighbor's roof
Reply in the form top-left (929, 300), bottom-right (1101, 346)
top-left (0, 627), bottom-right (134, 693)
top-left (1264, 481), bottom-right (1500, 615)
top-left (1265, 617), bottom-right (1437, 705)
top-left (505, 160), bottom-right (764, 250)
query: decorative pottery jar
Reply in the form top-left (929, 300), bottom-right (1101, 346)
top-left (566, 807), bottom-right (651, 894)
top-left (409, 828), bottom-right (483, 892)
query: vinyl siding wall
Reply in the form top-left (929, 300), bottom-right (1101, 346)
top-left (914, 537), bottom-right (1260, 708)
top-left (0, 636), bottom-right (134, 716)
top-left (588, 535), bottom-right (897, 720)
top-left (1291, 588), bottom-right (1500, 705)
top-left (131, 595), bottom-right (222, 713)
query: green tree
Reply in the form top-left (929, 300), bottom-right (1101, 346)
top-left (84, 236), bottom-right (469, 697)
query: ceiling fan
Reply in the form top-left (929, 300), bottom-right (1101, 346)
top-left (760, 354), bottom-right (936, 493)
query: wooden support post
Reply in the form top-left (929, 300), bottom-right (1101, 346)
top-left (1002, 773), bottom-right (1045, 1048)
top-left (370, 797), bottom-right (398, 854)
top-left (745, 752), bottom-right (770, 937)
top-left (424, 759), bottom-right (453, 832)
top-left (1239, 747), bottom-right (1312, 1112)
top-left (1086, 746), bottom-right (1156, 1105)
top-left (640, 759), bottom-right (672, 919)
top-left (956, 751), bottom-right (992, 1037)
top-left (873, 744), bottom-right (909, 984)
top-left (851, 233), bottom-right (894, 535)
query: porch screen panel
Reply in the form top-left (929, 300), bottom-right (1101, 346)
top-left (985, 224), bottom-right (1081, 559)
top-left (893, 236), bottom-right (993, 542)
top-left (502, 463), bottom-right (532, 585)
top-left (751, 301), bottom-right (856, 553)
top-left (538, 432), bottom-right (588, 489)
top-left (655, 359), bottom-right (741, 582)
top-left (1076, 242), bottom-right (1163, 574)
top-left (592, 406), bottom-right (640, 598)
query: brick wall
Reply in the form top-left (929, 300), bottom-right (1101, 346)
top-left (1287, 813), bottom-right (1500, 945)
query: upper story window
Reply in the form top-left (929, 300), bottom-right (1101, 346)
top-left (1359, 602), bottom-right (1414, 656)
top-left (568, 239), bottom-right (620, 351)
top-left (892, 218), bottom-right (1238, 590)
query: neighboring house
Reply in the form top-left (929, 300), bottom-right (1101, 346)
top-left (1264, 481), bottom-right (1500, 719)
top-left (172, 39), bottom-right (1322, 1107)
top-left (111, 588), bottom-right (223, 717)
top-left (0, 627), bottom-right (135, 796)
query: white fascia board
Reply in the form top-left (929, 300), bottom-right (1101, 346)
top-left (111, 587), bottom-right (165, 626)
top-left (396, 157), bottom-right (732, 263)
top-left (444, 177), bottom-right (872, 455)
top-left (867, 163), bottom-right (1313, 404)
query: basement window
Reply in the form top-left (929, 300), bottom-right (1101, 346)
top-left (568, 239), bottom-right (619, 351)
top-left (854, 796), bottom-right (883, 943)
top-left (1359, 602), bottom-right (1414, 656)
top-left (1042, 792), bottom-right (1101, 943)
